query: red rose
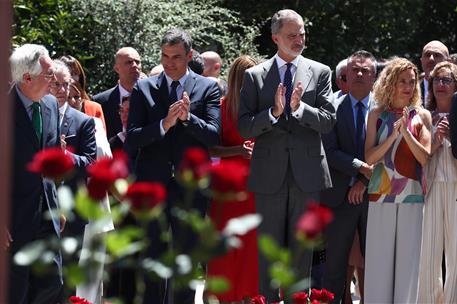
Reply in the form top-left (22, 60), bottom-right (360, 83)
top-left (210, 160), bottom-right (248, 193)
top-left (310, 288), bottom-right (335, 303)
top-left (179, 147), bottom-right (211, 180)
top-left (124, 182), bottom-right (166, 211)
top-left (250, 295), bottom-right (267, 304)
top-left (296, 202), bottom-right (333, 239)
top-left (292, 291), bottom-right (309, 304)
top-left (27, 147), bottom-right (74, 179)
top-left (86, 150), bottom-right (129, 200)
top-left (69, 296), bottom-right (92, 304)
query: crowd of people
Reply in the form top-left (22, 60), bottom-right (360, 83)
top-left (6, 7), bottom-right (457, 304)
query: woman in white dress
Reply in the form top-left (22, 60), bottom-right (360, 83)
top-left (68, 82), bottom-right (115, 304)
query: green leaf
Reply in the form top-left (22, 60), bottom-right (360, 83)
top-left (269, 262), bottom-right (296, 289)
top-left (64, 263), bottom-right (85, 287)
top-left (258, 235), bottom-right (281, 261)
top-left (205, 276), bottom-right (230, 293)
top-left (14, 240), bottom-right (46, 266)
top-left (74, 188), bottom-right (107, 221)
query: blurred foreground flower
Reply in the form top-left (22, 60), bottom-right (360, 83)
top-left (210, 159), bottom-right (248, 201)
top-left (296, 202), bottom-right (333, 240)
top-left (86, 150), bottom-right (129, 200)
top-left (179, 147), bottom-right (211, 186)
top-left (250, 294), bottom-right (267, 304)
top-left (124, 181), bottom-right (166, 219)
top-left (309, 288), bottom-right (334, 303)
top-left (292, 291), bottom-right (309, 303)
top-left (27, 147), bottom-right (74, 179)
top-left (69, 296), bottom-right (92, 304)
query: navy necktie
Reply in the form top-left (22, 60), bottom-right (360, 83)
top-left (355, 101), bottom-right (365, 159)
top-left (284, 63), bottom-right (293, 116)
top-left (170, 80), bottom-right (180, 103)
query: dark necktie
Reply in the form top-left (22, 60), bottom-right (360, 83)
top-left (355, 101), bottom-right (365, 159)
top-left (284, 62), bottom-right (293, 117)
top-left (170, 80), bottom-right (180, 103)
top-left (31, 102), bottom-right (42, 146)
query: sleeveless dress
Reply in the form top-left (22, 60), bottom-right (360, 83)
top-left (207, 97), bottom-right (259, 301)
top-left (364, 107), bottom-right (425, 303)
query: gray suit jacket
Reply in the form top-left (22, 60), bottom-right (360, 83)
top-left (238, 56), bottom-right (336, 194)
top-left (320, 94), bottom-right (369, 207)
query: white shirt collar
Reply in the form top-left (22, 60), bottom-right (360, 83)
top-left (118, 83), bottom-right (130, 98)
top-left (164, 69), bottom-right (190, 88)
top-left (59, 102), bottom-right (68, 116)
top-left (349, 93), bottom-right (371, 109)
top-left (275, 53), bottom-right (300, 69)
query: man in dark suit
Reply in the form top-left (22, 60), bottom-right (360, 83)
top-left (420, 40), bottom-right (449, 105)
top-left (93, 47), bottom-right (142, 140)
top-left (237, 9), bottom-right (336, 302)
top-left (321, 50), bottom-right (376, 303)
top-left (8, 44), bottom-right (64, 304)
top-left (50, 59), bottom-right (97, 236)
top-left (126, 28), bottom-right (220, 303)
top-left (451, 92), bottom-right (457, 159)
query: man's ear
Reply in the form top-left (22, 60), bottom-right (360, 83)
top-left (186, 49), bottom-right (193, 62)
top-left (214, 62), bottom-right (221, 71)
top-left (272, 34), bottom-right (279, 45)
top-left (22, 73), bottom-right (32, 83)
top-left (114, 63), bottom-right (119, 74)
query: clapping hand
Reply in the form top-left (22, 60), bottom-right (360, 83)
top-left (290, 81), bottom-right (303, 112)
top-left (178, 91), bottom-right (190, 122)
top-left (241, 140), bottom-right (255, 159)
top-left (435, 115), bottom-right (449, 143)
top-left (272, 83), bottom-right (286, 118)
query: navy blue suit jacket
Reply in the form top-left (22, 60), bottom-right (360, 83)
top-left (93, 85), bottom-right (122, 139)
top-left (61, 105), bottom-right (96, 190)
top-left (320, 94), bottom-right (368, 207)
top-left (126, 70), bottom-right (221, 184)
top-left (11, 88), bottom-right (61, 248)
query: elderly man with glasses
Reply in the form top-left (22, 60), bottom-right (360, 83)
top-left (8, 43), bottom-right (64, 304)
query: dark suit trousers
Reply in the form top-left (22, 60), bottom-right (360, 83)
top-left (9, 219), bottom-right (63, 304)
top-left (323, 189), bottom-right (368, 304)
top-left (255, 168), bottom-right (318, 302)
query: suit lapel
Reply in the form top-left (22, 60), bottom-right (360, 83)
top-left (60, 107), bottom-right (73, 136)
top-left (341, 95), bottom-right (356, 146)
top-left (157, 73), bottom-right (171, 108)
top-left (40, 99), bottom-right (53, 147)
top-left (14, 89), bottom-right (40, 149)
top-left (294, 56), bottom-right (313, 92)
top-left (183, 70), bottom-right (197, 101)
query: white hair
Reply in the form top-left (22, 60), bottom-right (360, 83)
top-left (52, 59), bottom-right (71, 78)
top-left (10, 44), bottom-right (49, 85)
top-left (335, 59), bottom-right (347, 79)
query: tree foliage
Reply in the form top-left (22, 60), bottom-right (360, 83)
top-left (13, 0), bottom-right (261, 94)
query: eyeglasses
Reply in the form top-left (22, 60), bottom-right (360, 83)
top-left (433, 77), bottom-right (454, 86)
top-left (69, 95), bottom-right (82, 102)
top-left (41, 70), bottom-right (55, 80)
top-left (49, 82), bottom-right (70, 89)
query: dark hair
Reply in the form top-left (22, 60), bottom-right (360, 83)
top-left (188, 50), bottom-right (205, 75)
top-left (59, 55), bottom-right (90, 100)
top-left (160, 28), bottom-right (192, 54)
top-left (347, 50), bottom-right (377, 75)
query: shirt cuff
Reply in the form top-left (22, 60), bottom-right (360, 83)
top-left (269, 108), bottom-right (279, 124)
top-left (291, 101), bottom-right (305, 120)
top-left (159, 119), bottom-right (166, 136)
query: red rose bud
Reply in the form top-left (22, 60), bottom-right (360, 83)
top-left (179, 147), bottom-right (211, 180)
top-left (210, 160), bottom-right (248, 193)
top-left (69, 296), bottom-right (92, 304)
top-left (296, 202), bottom-right (333, 239)
top-left (292, 291), bottom-right (309, 304)
top-left (86, 150), bottom-right (129, 200)
top-left (27, 147), bottom-right (74, 179)
top-left (250, 295), bottom-right (267, 304)
top-left (310, 288), bottom-right (335, 303)
top-left (124, 182), bottom-right (166, 211)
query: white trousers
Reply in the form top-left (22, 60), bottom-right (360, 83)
top-left (417, 182), bottom-right (457, 304)
top-left (364, 202), bottom-right (423, 304)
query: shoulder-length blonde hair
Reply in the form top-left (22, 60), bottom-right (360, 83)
top-left (225, 55), bottom-right (258, 121)
top-left (427, 61), bottom-right (457, 111)
top-left (372, 57), bottom-right (422, 109)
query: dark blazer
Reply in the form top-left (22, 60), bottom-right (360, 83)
top-left (126, 70), bottom-right (221, 184)
top-left (320, 94), bottom-right (368, 207)
top-left (93, 85), bottom-right (122, 139)
top-left (238, 56), bottom-right (336, 194)
top-left (60, 105), bottom-right (97, 200)
top-left (11, 88), bottom-right (61, 248)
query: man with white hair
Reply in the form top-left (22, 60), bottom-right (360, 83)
top-left (8, 43), bottom-right (63, 303)
top-left (334, 58), bottom-right (349, 99)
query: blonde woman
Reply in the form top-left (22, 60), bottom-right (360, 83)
top-left (363, 58), bottom-right (432, 303)
top-left (418, 62), bottom-right (457, 303)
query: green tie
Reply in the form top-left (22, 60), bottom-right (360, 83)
top-left (31, 102), bottom-right (42, 146)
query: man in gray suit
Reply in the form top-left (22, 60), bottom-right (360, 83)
top-left (238, 9), bottom-right (336, 301)
top-left (321, 50), bottom-right (376, 303)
